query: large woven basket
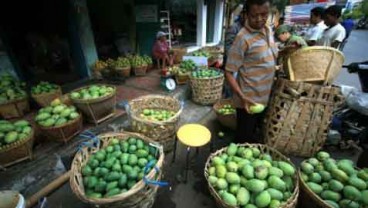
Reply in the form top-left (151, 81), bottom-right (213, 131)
top-left (213, 99), bottom-right (236, 130)
top-left (128, 95), bottom-right (182, 152)
top-left (31, 87), bottom-right (62, 107)
top-left (70, 132), bottom-right (164, 208)
top-left (0, 130), bottom-right (34, 167)
top-left (298, 171), bottom-right (332, 208)
top-left (286, 46), bottom-right (344, 84)
top-left (36, 115), bottom-right (83, 143)
top-left (0, 97), bottom-right (30, 119)
top-left (115, 67), bottom-right (131, 78)
top-left (264, 79), bottom-right (343, 157)
top-left (189, 71), bottom-right (224, 105)
top-left (133, 66), bottom-right (147, 76)
top-left (71, 85), bottom-right (116, 124)
top-left (204, 143), bottom-right (299, 208)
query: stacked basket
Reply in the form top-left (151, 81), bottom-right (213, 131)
top-left (190, 69), bottom-right (224, 105)
top-left (0, 98), bottom-right (30, 119)
top-left (128, 95), bottom-right (182, 152)
top-left (31, 86), bottom-right (62, 107)
top-left (70, 132), bottom-right (164, 208)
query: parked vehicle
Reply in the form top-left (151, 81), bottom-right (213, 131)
top-left (357, 15), bottom-right (368, 29)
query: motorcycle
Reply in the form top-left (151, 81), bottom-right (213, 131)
top-left (357, 15), bottom-right (367, 29)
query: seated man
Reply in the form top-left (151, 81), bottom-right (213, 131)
top-left (152, 31), bottom-right (174, 68)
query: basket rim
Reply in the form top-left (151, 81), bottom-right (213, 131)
top-left (70, 85), bottom-right (116, 104)
top-left (204, 143), bottom-right (299, 208)
top-left (213, 99), bottom-right (235, 114)
top-left (189, 69), bottom-right (224, 80)
top-left (0, 96), bottom-right (28, 106)
top-left (36, 114), bottom-right (82, 130)
top-left (0, 129), bottom-right (34, 153)
top-left (128, 94), bottom-right (183, 125)
top-left (114, 66), bottom-right (131, 70)
top-left (70, 131), bottom-right (164, 204)
top-left (31, 86), bottom-right (62, 98)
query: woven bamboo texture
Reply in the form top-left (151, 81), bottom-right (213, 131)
top-left (0, 130), bottom-right (34, 167)
top-left (31, 87), bottom-right (62, 107)
top-left (298, 171), bottom-right (332, 208)
top-left (115, 67), bottom-right (131, 78)
top-left (37, 114), bottom-right (83, 143)
top-left (204, 143), bottom-right (299, 208)
top-left (128, 95), bottom-right (182, 151)
top-left (175, 74), bottom-right (189, 85)
top-left (71, 85), bottom-right (116, 124)
top-left (264, 79), bottom-right (343, 157)
top-left (0, 97), bottom-right (30, 119)
top-left (70, 132), bottom-right (164, 208)
top-left (189, 72), bottom-right (224, 105)
top-left (134, 66), bottom-right (147, 76)
top-left (287, 46), bottom-right (344, 84)
top-left (213, 99), bottom-right (236, 130)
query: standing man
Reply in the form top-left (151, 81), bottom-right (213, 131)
top-left (305, 7), bottom-right (327, 46)
top-left (319, 5), bottom-right (346, 50)
top-left (226, 0), bottom-right (277, 143)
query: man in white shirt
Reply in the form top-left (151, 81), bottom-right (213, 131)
top-left (319, 5), bottom-right (346, 50)
top-left (305, 7), bottom-right (327, 46)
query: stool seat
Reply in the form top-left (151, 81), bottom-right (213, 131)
top-left (177, 124), bottom-right (211, 147)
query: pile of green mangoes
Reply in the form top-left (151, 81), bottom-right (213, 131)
top-left (31, 81), bottom-right (60, 95)
top-left (178, 60), bottom-right (196, 75)
top-left (35, 99), bottom-right (80, 127)
top-left (0, 120), bottom-right (32, 148)
top-left (143, 55), bottom-right (153, 65)
top-left (131, 56), bottom-right (147, 68)
top-left (300, 151), bottom-right (368, 208)
top-left (114, 57), bottom-right (130, 68)
top-left (207, 143), bottom-right (296, 207)
top-left (192, 50), bottom-right (210, 58)
top-left (140, 109), bottom-right (176, 122)
top-left (0, 73), bottom-right (27, 104)
top-left (191, 69), bottom-right (222, 79)
top-left (81, 137), bottom-right (159, 198)
top-left (218, 104), bottom-right (236, 115)
top-left (70, 85), bottom-right (114, 100)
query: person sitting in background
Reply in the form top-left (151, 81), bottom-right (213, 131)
top-left (152, 31), bottom-right (173, 68)
top-left (319, 5), bottom-right (346, 50)
top-left (276, 25), bottom-right (308, 48)
top-left (305, 7), bottom-right (327, 46)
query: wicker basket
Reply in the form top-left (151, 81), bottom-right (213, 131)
top-left (213, 99), bottom-right (236, 130)
top-left (71, 85), bottom-right (116, 124)
top-left (70, 132), bottom-right (164, 208)
top-left (0, 130), bottom-right (34, 167)
top-left (128, 95), bottom-right (182, 151)
top-left (31, 87), bottom-right (63, 107)
top-left (298, 171), bottom-right (332, 208)
top-left (36, 115), bottom-right (83, 143)
top-left (0, 97), bottom-right (30, 119)
top-left (134, 65), bottom-right (147, 76)
top-left (264, 79), bottom-right (343, 157)
top-left (286, 46), bottom-right (345, 84)
top-left (115, 67), bottom-right (131, 78)
top-left (175, 73), bottom-right (190, 85)
top-left (204, 143), bottom-right (299, 208)
top-left (189, 71), bottom-right (224, 105)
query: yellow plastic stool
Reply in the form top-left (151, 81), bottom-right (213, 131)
top-left (172, 124), bottom-right (212, 182)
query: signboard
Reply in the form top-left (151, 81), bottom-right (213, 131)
top-left (183, 56), bottom-right (208, 67)
top-left (135, 5), bottom-right (158, 23)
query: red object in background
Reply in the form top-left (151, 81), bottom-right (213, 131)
top-left (317, 0), bottom-right (328, 2)
top-left (162, 68), bottom-right (168, 76)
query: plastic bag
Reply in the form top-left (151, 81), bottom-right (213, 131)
top-left (341, 85), bottom-right (368, 116)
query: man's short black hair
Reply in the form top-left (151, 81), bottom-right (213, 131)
top-left (311, 7), bottom-right (325, 18)
top-left (325, 5), bottom-right (342, 18)
top-left (244, 0), bottom-right (272, 13)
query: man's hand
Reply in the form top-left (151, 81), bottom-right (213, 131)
top-left (241, 96), bottom-right (256, 114)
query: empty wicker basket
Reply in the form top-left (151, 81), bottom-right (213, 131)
top-left (71, 85), bottom-right (116, 124)
top-left (70, 132), bottom-right (164, 208)
top-left (0, 97), bottom-right (30, 119)
top-left (213, 99), bottom-right (236, 130)
top-left (264, 79), bottom-right (343, 157)
top-left (204, 143), bottom-right (299, 208)
top-left (286, 46), bottom-right (344, 84)
top-left (31, 87), bottom-right (63, 107)
top-left (189, 70), bottom-right (224, 105)
top-left (128, 95), bottom-right (183, 152)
